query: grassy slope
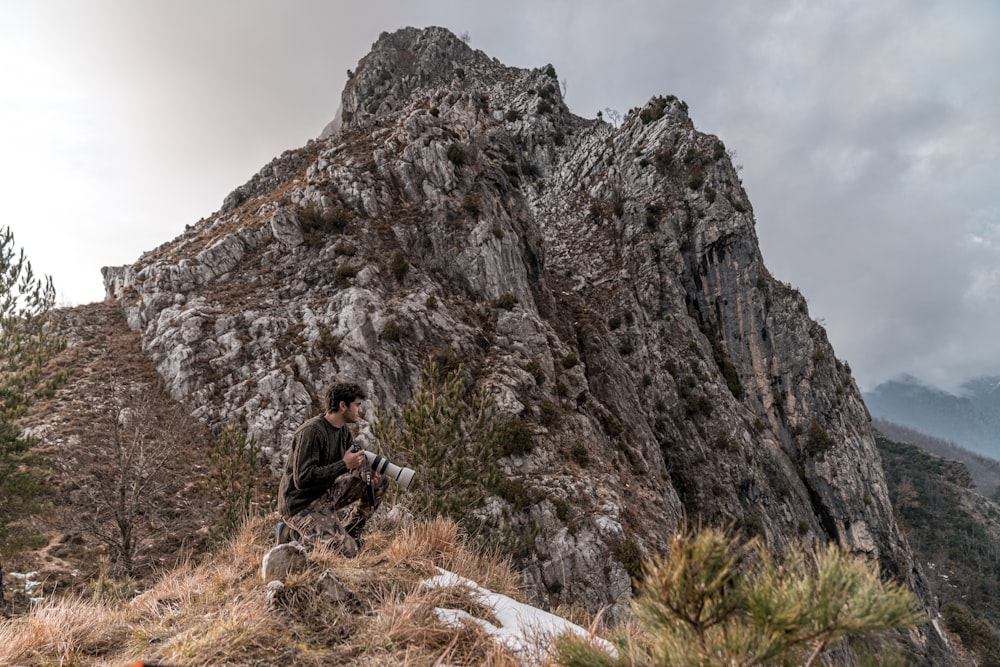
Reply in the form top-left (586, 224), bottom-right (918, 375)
top-left (0, 516), bottom-right (549, 667)
top-left (6, 301), bottom-right (219, 596)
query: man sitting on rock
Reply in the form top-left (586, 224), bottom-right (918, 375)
top-left (276, 382), bottom-right (389, 557)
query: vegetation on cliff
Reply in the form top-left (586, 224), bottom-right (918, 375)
top-left (877, 431), bottom-right (1000, 665)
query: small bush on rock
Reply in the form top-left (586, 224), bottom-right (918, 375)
top-left (446, 143), bottom-right (465, 166)
top-left (300, 203), bottom-right (352, 247)
top-left (462, 193), bottom-right (482, 217)
top-left (492, 294), bottom-right (517, 310)
top-left (380, 320), bottom-right (408, 342)
top-left (390, 251), bottom-right (409, 282)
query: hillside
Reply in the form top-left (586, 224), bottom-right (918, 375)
top-left (1, 25), bottom-right (968, 663)
top-left (3, 301), bottom-right (221, 614)
top-left (876, 431), bottom-right (1000, 665)
top-left (874, 418), bottom-right (1000, 499)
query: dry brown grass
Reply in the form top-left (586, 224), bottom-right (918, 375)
top-left (0, 512), bottom-right (558, 667)
top-left (382, 516), bottom-right (522, 597)
top-left (0, 596), bottom-right (131, 666)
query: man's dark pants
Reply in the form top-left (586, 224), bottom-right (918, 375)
top-left (284, 473), bottom-right (389, 557)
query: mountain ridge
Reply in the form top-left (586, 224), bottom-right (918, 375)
top-left (865, 374), bottom-right (1000, 459)
top-left (78, 25), bottom-right (955, 661)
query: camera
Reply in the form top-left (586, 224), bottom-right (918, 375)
top-left (351, 445), bottom-right (416, 490)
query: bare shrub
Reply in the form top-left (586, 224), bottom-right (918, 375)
top-left (57, 368), bottom-right (201, 575)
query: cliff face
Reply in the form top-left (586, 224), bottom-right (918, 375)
top-left (102, 26), bottom-right (946, 657)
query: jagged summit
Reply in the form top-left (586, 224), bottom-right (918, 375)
top-left (91, 26), bottom-right (957, 662)
top-left (322, 27), bottom-right (502, 139)
top-left (340, 27), bottom-right (515, 129)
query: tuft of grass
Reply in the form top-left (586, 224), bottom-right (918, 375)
top-left (0, 596), bottom-right (131, 666)
top-left (382, 518), bottom-right (520, 600)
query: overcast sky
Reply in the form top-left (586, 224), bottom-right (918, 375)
top-left (1, 0), bottom-right (997, 392)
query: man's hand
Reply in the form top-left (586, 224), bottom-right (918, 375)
top-left (344, 447), bottom-right (366, 471)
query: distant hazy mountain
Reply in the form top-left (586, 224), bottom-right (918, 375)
top-left (864, 375), bottom-right (1000, 459)
top-left (960, 376), bottom-right (1000, 415)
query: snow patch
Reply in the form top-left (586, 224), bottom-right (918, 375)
top-left (422, 568), bottom-right (617, 665)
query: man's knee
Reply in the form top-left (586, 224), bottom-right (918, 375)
top-left (330, 475), bottom-right (368, 509)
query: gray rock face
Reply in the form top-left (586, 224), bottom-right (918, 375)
top-left (103, 26), bottom-right (951, 660)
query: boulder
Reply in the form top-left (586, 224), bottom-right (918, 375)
top-left (261, 542), bottom-right (309, 583)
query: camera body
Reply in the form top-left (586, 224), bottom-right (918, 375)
top-left (351, 443), bottom-right (373, 485)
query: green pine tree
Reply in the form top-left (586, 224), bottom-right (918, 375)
top-left (556, 526), bottom-right (923, 667)
top-left (372, 359), bottom-right (504, 535)
top-left (209, 421), bottom-right (260, 540)
top-left (0, 226), bottom-right (64, 615)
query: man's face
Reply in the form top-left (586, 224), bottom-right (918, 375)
top-left (343, 398), bottom-right (364, 423)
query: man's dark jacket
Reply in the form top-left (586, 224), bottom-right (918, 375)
top-left (278, 414), bottom-right (355, 517)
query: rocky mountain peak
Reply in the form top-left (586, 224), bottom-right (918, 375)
top-left (340, 26), bottom-right (508, 130)
top-left (93, 26), bottom-right (956, 661)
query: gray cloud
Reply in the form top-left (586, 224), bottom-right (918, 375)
top-left (2, 0), bottom-right (997, 391)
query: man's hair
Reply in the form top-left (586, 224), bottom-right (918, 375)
top-left (325, 382), bottom-right (367, 414)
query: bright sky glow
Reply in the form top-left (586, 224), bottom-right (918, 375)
top-left (1, 0), bottom-right (998, 391)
